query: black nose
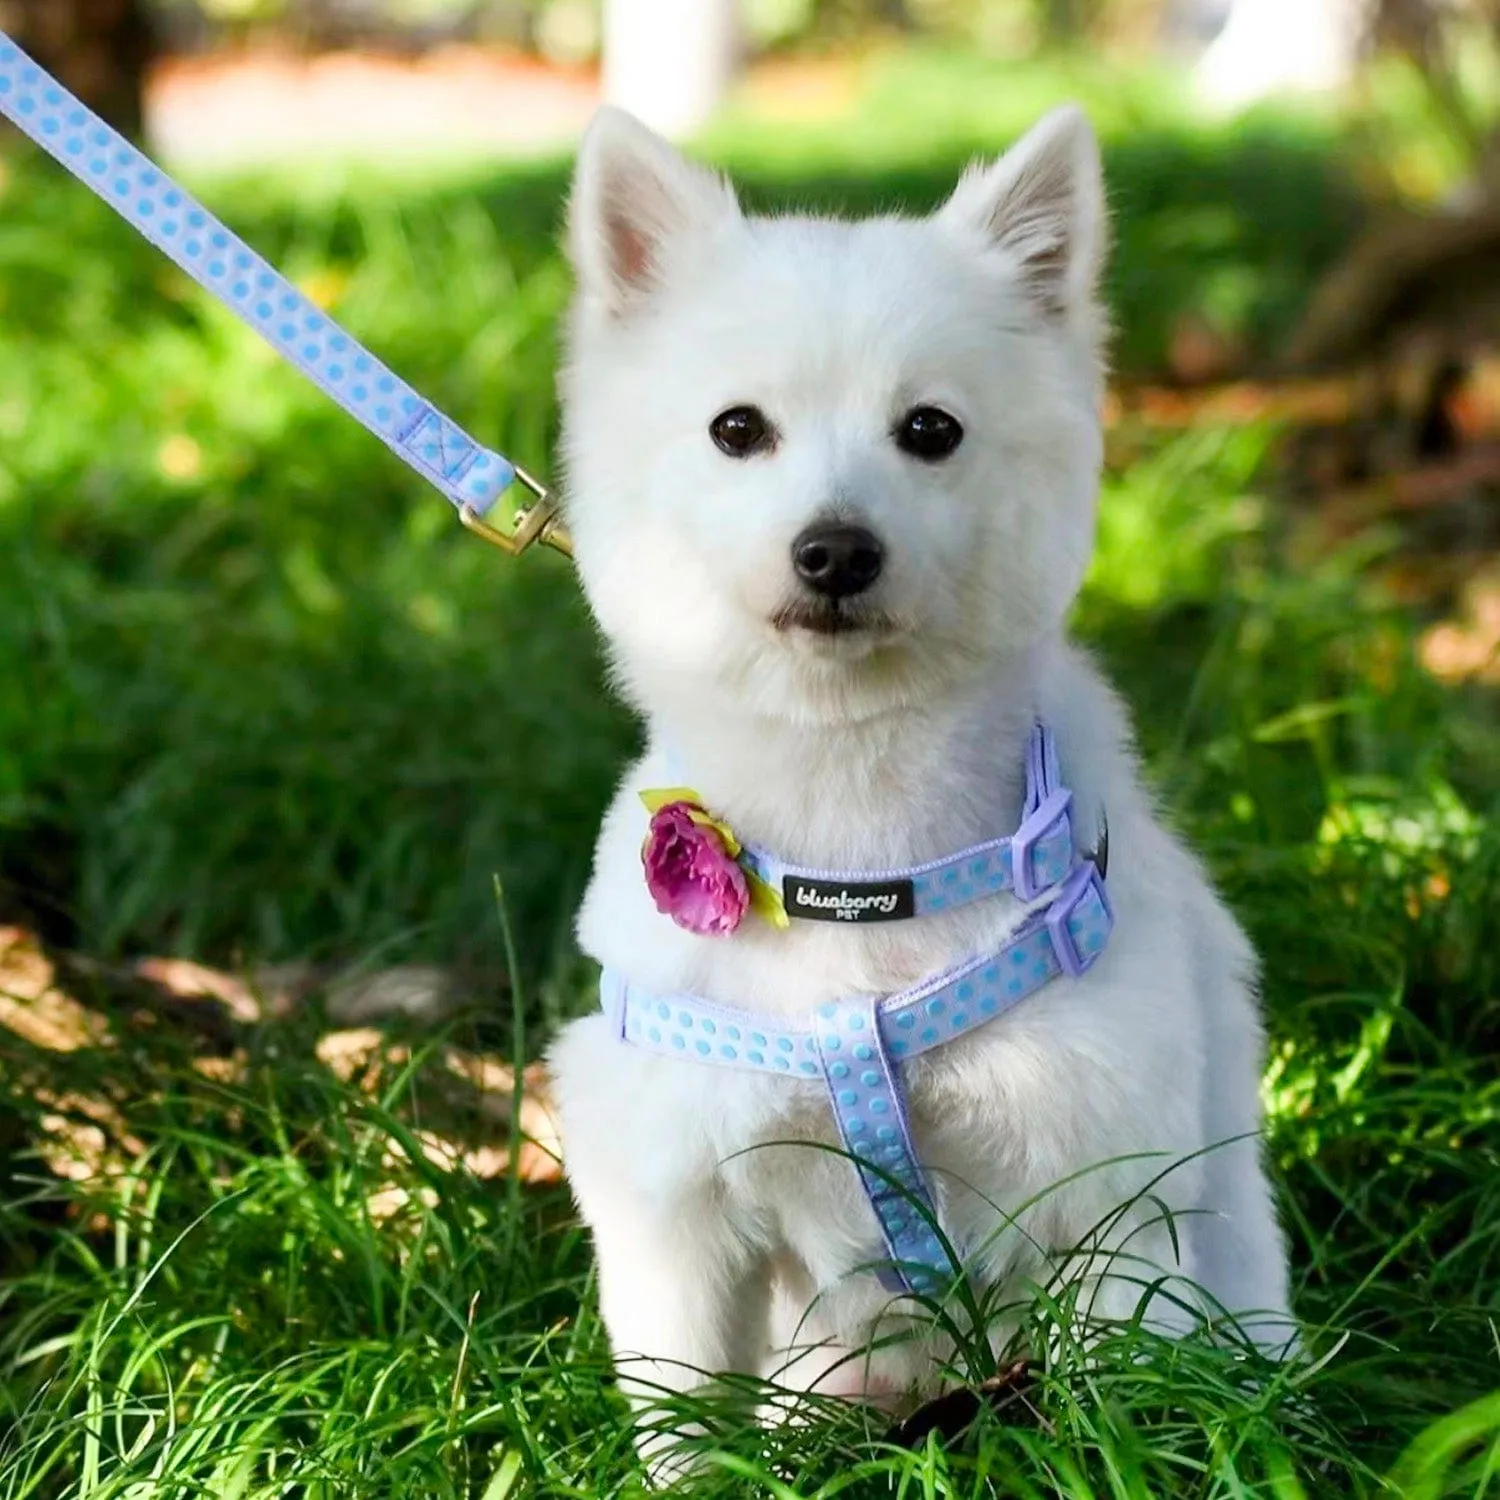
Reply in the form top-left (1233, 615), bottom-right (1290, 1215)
top-left (791, 523), bottom-right (884, 599)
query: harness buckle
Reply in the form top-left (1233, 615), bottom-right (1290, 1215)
top-left (1044, 859), bottom-right (1112, 977)
top-left (1011, 788), bottom-right (1073, 901)
top-left (459, 467), bottom-right (573, 558)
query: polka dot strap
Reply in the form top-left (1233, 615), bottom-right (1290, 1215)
top-left (876, 859), bottom-right (1112, 1063)
top-left (0, 32), bottom-right (516, 518)
top-left (602, 969), bottom-right (824, 1077)
top-left (815, 995), bottom-right (950, 1294)
top-left (740, 725), bottom-right (1077, 923)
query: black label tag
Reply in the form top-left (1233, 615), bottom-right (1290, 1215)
top-left (783, 875), bottom-right (916, 923)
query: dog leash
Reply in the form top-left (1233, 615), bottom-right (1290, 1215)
top-left (0, 31), bottom-right (571, 561)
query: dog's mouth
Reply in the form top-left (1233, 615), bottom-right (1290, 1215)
top-left (770, 598), bottom-right (898, 638)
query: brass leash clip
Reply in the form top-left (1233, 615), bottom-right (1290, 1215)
top-left (459, 466), bottom-right (573, 559)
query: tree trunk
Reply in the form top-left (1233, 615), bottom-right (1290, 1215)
top-left (602, 0), bottom-right (740, 140)
top-left (0, 0), bottom-right (154, 138)
top-left (1039, 0), bottom-right (1102, 43)
top-left (1282, 3), bottom-right (1500, 370)
top-left (1194, 0), bottom-right (1368, 110)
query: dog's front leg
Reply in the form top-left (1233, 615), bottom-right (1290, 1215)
top-left (589, 1179), bottom-right (769, 1479)
top-left (1049, 1195), bottom-right (1207, 1349)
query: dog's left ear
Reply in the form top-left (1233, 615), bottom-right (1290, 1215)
top-left (936, 104), bottom-right (1105, 323)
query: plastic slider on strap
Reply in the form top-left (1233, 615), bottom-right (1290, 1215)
top-left (1044, 860), bottom-right (1113, 978)
top-left (1010, 788), bottom-right (1073, 901)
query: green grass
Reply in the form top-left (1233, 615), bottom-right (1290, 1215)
top-left (2, 45), bottom-right (1498, 1498)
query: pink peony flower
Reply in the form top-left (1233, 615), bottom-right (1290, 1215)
top-left (642, 801), bottom-right (749, 936)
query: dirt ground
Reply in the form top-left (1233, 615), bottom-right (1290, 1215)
top-left (145, 46), bottom-right (604, 169)
top-left (144, 46), bottom-right (858, 169)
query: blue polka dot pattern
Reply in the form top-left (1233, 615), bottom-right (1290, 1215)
top-left (814, 996), bottom-right (951, 1295)
top-left (0, 34), bottom-right (517, 518)
top-left (882, 862), bottom-right (1113, 1056)
top-left (604, 970), bottom-right (814, 1074)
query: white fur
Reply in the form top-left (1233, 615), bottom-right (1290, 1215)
top-left (548, 103), bottom-right (1294, 1455)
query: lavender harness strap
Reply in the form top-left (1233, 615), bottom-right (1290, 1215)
top-left (740, 726), bottom-right (1076, 921)
top-left (601, 727), bottom-right (1113, 1295)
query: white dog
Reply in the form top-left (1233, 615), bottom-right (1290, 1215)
top-left (547, 101), bottom-right (1294, 1452)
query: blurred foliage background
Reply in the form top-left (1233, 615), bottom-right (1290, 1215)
top-left (0, 3), bottom-right (1498, 1493)
top-left (1, 0), bottom-right (1497, 979)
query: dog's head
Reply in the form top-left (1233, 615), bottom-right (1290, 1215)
top-left (560, 105), bottom-right (1107, 726)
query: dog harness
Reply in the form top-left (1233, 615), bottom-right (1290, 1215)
top-left (600, 726), bottom-right (1113, 1295)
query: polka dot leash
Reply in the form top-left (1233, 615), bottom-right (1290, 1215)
top-left (0, 31), bottom-right (568, 558)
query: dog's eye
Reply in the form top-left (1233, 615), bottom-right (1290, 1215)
top-left (895, 406), bottom-right (964, 461)
top-left (710, 405), bottom-right (775, 458)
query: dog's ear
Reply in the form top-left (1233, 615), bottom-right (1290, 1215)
top-left (568, 106), bottom-right (739, 317)
top-left (936, 104), bottom-right (1105, 323)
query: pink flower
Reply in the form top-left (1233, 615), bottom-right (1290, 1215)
top-left (642, 801), bottom-right (749, 937)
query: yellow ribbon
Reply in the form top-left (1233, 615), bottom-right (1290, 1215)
top-left (639, 787), bottom-right (790, 930)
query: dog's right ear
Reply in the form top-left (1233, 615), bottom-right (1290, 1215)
top-left (568, 106), bottom-right (739, 317)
